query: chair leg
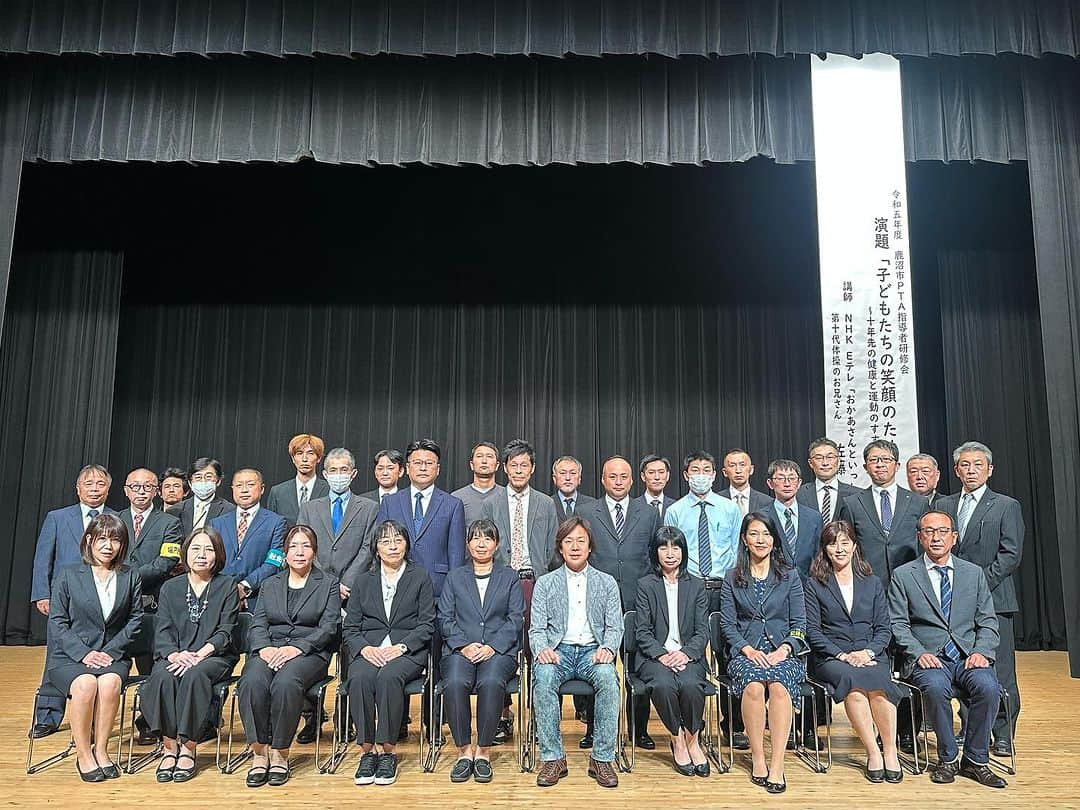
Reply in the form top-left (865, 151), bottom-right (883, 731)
top-left (989, 689), bottom-right (1017, 776)
top-left (122, 688), bottom-right (163, 774)
top-left (517, 679), bottom-right (528, 772)
top-left (219, 688), bottom-right (252, 774)
top-left (25, 691), bottom-right (76, 775)
top-left (319, 692), bottom-right (350, 774)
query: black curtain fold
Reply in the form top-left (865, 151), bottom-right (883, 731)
top-left (0, 250), bottom-right (124, 644)
top-left (937, 249), bottom-right (1065, 651)
top-left (1022, 55), bottom-right (1080, 676)
top-left (0, 61), bottom-right (32, 339)
top-left (3, 0), bottom-right (1080, 59)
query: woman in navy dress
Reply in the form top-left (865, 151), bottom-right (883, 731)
top-left (804, 520), bottom-right (902, 783)
top-left (720, 511), bottom-right (806, 794)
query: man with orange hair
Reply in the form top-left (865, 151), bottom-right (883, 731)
top-left (266, 433), bottom-right (329, 528)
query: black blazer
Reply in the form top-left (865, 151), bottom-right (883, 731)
top-left (153, 573), bottom-right (241, 668)
top-left (836, 486), bottom-right (929, 589)
top-left (554, 492), bottom-right (595, 523)
top-left (119, 507), bottom-right (184, 598)
top-left (168, 495), bottom-right (236, 536)
top-left (344, 563), bottom-right (435, 667)
top-left (719, 567), bottom-right (807, 659)
top-left (578, 497), bottom-right (662, 609)
top-left (248, 567), bottom-right (342, 662)
top-left (633, 572), bottom-right (709, 667)
top-left (803, 572), bottom-right (892, 664)
top-left (438, 563), bottom-right (525, 657)
top-left (47, 564), bottom-right (144, 668)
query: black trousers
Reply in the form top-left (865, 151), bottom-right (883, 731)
top-left (441, 652), bottom-right (517, 748)
top-left (238, 654), bottom-right (329, 749)
top-left (349, 655), bottom-right (424, 746)
top-left (140, 657), bottom-right (233, 743)
top-left (639, 660), bottom-right (707, 736)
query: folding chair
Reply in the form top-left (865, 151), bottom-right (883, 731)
top-left (705, 611), bottom-right (737, 772)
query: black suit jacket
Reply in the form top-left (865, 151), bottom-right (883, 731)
top-left (837, 486), bottom-right (929, 589)
top-left (168, 495), bottom-right (235, 536)
top-left (265, 477), bottom-right (330, 528)
top-left (554, 492), bottom-right (595, 523)
top-left (633, 573), bottom-right (709, 666)
top-left (803, 572), bottom-right (892, 664)
top-left (578, 497), bottom-right (661, 609)
top-left (719, 486), bottom-right (773, 514)
top-left (153, 573), bottom-right (240, 668)
top-left (119, 507), bottom-right (184, 598)
top-left (344, 563), bottom-right (435, 667)
top-left (47, 564), bottom-right (144, 669)
top-left (796, 479), bottom-right (861, 522)
top-left (437, 563), bottom-right (525, 657)
top-left (248, 567), bottom-right (342, 662)
top-left (719, 568), bottom-right (807, 659)
top-left (359, 488), bottom-right (384, 504)
top-left (937, 487), bottom-right (1024, 614)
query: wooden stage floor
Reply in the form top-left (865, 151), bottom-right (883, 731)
top-left (4, 648), bottom-right (1078, 808)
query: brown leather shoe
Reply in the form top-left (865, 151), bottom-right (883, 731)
top-left (536, 758), bottom-right (568, 787)
top-left (587, 757), bottom-right (619, 788)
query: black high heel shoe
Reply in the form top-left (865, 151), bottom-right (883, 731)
top-left (669, 742), bottom-right (695, 776)
top-left (750, 769), bottom-right (769, 787)
top-left (76, 759), bottom-right (105, 783)
top-left (765, 777), bottom-right (787, 794)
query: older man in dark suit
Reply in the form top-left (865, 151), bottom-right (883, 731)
top-left (552, 455), bottom-right (595, 522)
top-left (938, 441), bottom-right (1024, 756)
top-left (797, 437), bottom-right (860, 523)
top-left (579, 456), bottom-right (662, 750)
top-left (906, 453), bottom-right (943, 507)
top-left (265, 433), bottom-right (329, 527)
top-left (888, 511), bottom-right (1006, 789)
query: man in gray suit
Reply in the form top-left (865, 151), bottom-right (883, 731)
top-left (265, 433), bottom-right (329, 527)
top-left (451, 441), bottom-right (503, 525)
top-left (552, 455), bottom-right (595, 522)
top-left (797, 437), bottom-right (860, 523)
top-left (359, 449), bottom-right (405, 504)
top-left (938, 441), bottom-right (1024, 756)
top-left (906, 453), bottom-right (943, 507)
top-left (579, 456), bottom-right (662, 750)
top-left (633, 454), bottom-right (676, 518)
top-left (530, 517), bottom-right (624, 789)
top-left (888, 511), bottom-right (1007, 789)
top-left (718, 448), bottom-right (772, 516)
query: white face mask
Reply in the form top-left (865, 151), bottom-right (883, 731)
top-left (687, 473), bottom-right (715, 496)
top-left (326, 473), bottom-right (353, 495)
top-left (190, 481), bottom-right (217, 500)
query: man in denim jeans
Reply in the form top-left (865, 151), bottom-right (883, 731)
top-left (529, 516), bottom-right (624, 788)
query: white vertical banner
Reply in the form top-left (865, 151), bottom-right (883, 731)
top-left (811, 53), bottom-right (918, 488)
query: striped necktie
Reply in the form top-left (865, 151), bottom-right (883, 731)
top-left (820, 485), bottom-right (832, 522)
top-left (783, 508), bottom-right (797, 554)
top-left (614, 502), bottom-right (625, 538)
top-left (697, 501), bottom-right (712, 576)
top-left (934, 565), bottom-right (961, 660)
top-left (957, 493), bottom-right (975, 542)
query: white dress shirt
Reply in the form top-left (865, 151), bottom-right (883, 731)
top-left (81, 502), bottom-right (105, 528)
top-left (815, 477), bottom-right (839, 521)
top-left (563, 566), bottom-right (595, 645)
top-left (507, 486), bottom-right (532, 568)
top-left (94, 569), bottom-right (118, 619)
top-left (410, 484), bottom-right (436, 518)
top-left (379, 563), bottom-right (406, 647)
top-left (236, 503), bottom-right (260, 531)
top-left (605, 494), bottom-right (630, 530)
top-left (729, 486), bottom-right (751, 516)
top-left (295, 476), bottom-right (317, 504)
top-left (922, 554), bottom-right (955, 608)
top-left (871, 482), bottom-right (899, 525)
top-left (663, 578), bottom-right (682, 652)
top-left (838, 578), bottom-right (854, 613)
top-left (476, 574), bottom-right (491, 606)
top-left (192, 495), bottom-right (215, 529)
top-left (130, 503), bottom-right (153, 527)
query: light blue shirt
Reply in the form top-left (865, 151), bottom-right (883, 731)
top-left (664, 492), bottom-right (742, 578)
top-left (773, 500), bottom-right (798, 535)
top-left (329, 489), bottom-right (352, 515)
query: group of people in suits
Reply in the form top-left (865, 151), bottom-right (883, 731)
top-left (30, 431), bottom-right (1022, 793)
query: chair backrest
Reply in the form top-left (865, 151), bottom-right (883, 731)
top-left (234, 611), bottom-right (254, 654)
top-left (622, 610), bottom-right (637, 674)
top-left (127, 612), bottom-right (156, 660)
top-left (708, 610), bottom-right (726, 670)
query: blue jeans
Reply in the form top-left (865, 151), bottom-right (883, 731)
top-left (909, 658), bottom-right (1000, 765)
top-left (533, 643), bottom-right (619, 762)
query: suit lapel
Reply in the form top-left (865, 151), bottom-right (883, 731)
top-left (891, 489), bottom-right (914, 533)
top-left (675, 577), bottom-right (692, 637)
top-left (416, 489), bottom-right (442, 541)
top-left (290, 568), bottom-right (323, 618)
top-left (961, 491), bottom-right (995, 544)
top-left (335, 496), bottom-right (364, 542)
top-left (387, 566), bottom-right (413, 626)
top-left (622, 499), bottom-right (643, 540)
top-left (313, 499), bottom-right (334, 543)
top-left (825, 573), bottom-right (852, 619)
top-left (912, 563), bottom-right (948, 623)
top-left (66, 507), bottom-right (85, 546)
top-left (593, 501), bottom-right (619, 542)
top-left (858, 489), bottom-right (885, 533)
top-left (103, 567), bottom-right (132, 626)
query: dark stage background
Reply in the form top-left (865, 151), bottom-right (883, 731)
top-left (1, 157), bottom-right (1062, 653)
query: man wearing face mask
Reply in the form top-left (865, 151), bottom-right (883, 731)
top-left (168, 457), bottom-right (235, 535)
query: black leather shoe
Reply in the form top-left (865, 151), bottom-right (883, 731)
top-left (30, 723), bottom-right (58, 739)
top-left (732, 731), bottom-right (750, 750)
top-left (450, 758), bottom-right (473, 783)
top-left (992, 738), bottom-right (1013, 757)
top-left (473, 757), bottom-right (493, 783)
top-left (492, 716), bottom-right (513, 744)
top-left (156, 753), bottom-right (177, 783)
top-left (884, 767), bottom-right (903, 783)
top-left (267, 765), bottom-right (290, 787)
top-left (959, 759), bottom-right (1008, 788)
top-left (296, 716), bottom-right (320, 744)
top-left (693, 760), bottom-right (710, 778)
top-left (636, 732), bottom-right (656, 750)
top-left (99, 762), bottom-right (121, 780)
top-left (765, 778), bottom-right (787, 794)
top-left (579, 732), bottom-right (593, 749)
top-left (669, 742), bottom-right (694, 776)
top-left (898, 734), bottom-right (915, 755)
top-left (865, 766), bottom-right (885, 783)
top-left (171, 753), bottom-right (196, 783)
top-left (930, 760), bottom-right (959, 784)
top-left (750, 770), bottom-right (769, 787)
top-left (76, 760), bottom-right (105, 783)
top-left (245, 765), bottom-right (269, 788)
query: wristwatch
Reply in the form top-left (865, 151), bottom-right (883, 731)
top-left (397, 644), bottom-right (408, 654)
top-left (864, 648), bottom-right (876, 660)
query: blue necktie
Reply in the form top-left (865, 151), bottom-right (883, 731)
top-left (783, 508), bottom-right (797, 554)
top-left (697, 502), bottom-right (713, 577)
top-left (614, 502), bottom-right (625, 538)
top-left (414, 492), bottom-right (425, 538)
top-left (87, 509), bottom-right (100, 520)
top-left (331, 497), bottom-right (343, 535)
top-left (934, 565), bottom-right (961, 660)
top-left (879, 490), bottom-right (893, 533)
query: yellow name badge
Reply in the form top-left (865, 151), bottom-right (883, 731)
top-left (160, 542), bottom-right (182, 559)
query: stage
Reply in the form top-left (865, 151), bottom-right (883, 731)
top-left (6, 648), bottom-right (1077, 808)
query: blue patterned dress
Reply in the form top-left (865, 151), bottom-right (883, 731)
top-left (727, 576), bottom-right (806, 706)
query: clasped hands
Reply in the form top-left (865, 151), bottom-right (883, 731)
top-left (81, 650), bottom-right (115, 668)
top-left (460, 642), bottom-right (496, 664)
top-left (167, 648), bottom-right (211, 676)
top-left (360, 644), bottom-right (406, 667)
top-left (742, 645), bottom-right (789, 668)
top-left (658, 649), bottom-right (690, 671)
top-left (838, 649), bottom-right (877, 667)
top-left (916, 651), bottom-right (990, 670)
top-left (259, 645), bottom-right (303, 671)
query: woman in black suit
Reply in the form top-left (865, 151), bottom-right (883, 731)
top-left (238, 524), bottom-right (341, 788)
top-left (345, 520), bottom-right (435, 788)
top-left (438, 519), bottom-right (525, 783)
top-left (804, 520), bottom-right (902, 783)
top-left (719, 511), bottom-right (807, 794)
top-left (140, 525), bottom-right (240, 782)
top-left (46, 514), bottom-right (144, 782)
top-left (634, 526), bottom-right (711, 777)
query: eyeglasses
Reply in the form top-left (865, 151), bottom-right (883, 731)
top-left (866, 456), bottom-right (897, 465)
top-left (810, 453), bottom-right (839, 462)
top-left (124, 483), bottom-right (158, 492)
top-left (770, 474), bottom-right (800, 484)
top-left (377, 538), bottom-right (405, 548)
top-left (506, 462), bottom-right (532, 472)
top-left (918, 527), bottom-right (955, 538)
top-left (408, 459), bottom-right (438, 468)
top-left (190, 472), bottom-right (218, 483)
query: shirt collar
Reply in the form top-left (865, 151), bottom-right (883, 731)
top-left (331, 490), bottom-right (352, 504)
top-left (962, 483), bottom-right (988, 503)
top-left (816, 477), bottom-right (837, 492)
top-left (237, 503), bottom-right (260, 519)
top-left (378, 486), bottom-right (397, 497)
top-left (729, 485), bottom-right (751, 497)
top-left (132, 504), bottom-right (154, 519)
top-left (81, 502), bottom-right (104, 519)
top-left (605, 494), bottom-right (630, 511)
top-left (410, 483), bottom-right (435, 500)
top-left (773, 499), bottom-right (796, 516)
top-left (508, 484), bottom-right (531, 499)
top-left (923, 553), bottom-right (954, 573)
top-left (871, 481), bottom-right (898, 499)
top-left (560, 490), bottom-right (578, 504)
top-left (565, 564), bottom-right (589, 580)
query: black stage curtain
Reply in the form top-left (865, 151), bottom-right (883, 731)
top-left (20, 53), bottom-right (813, 165)
top-left (0, 61), bottom-right (32, 338)
top-left (1023, 56), bottom-right (1080, 676)
top-left (938, 250), bottom-right (1066, 651)
top-left (0, 250), bottom-right (124, 645)
top-left (3, 0), bottom-right (1080, 59)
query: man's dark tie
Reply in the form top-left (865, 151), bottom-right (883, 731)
top-left (87, 509), bottom-right (100, 520)
top-left (784, 508), bottom-right (797, 553)
top-left (652, 499), bottom-right (662, 513)
top-left (934, 565), bottom-right (961, 660)
top-left (414, 492), bottom-right (425, 538)
top-left (697, 501), bottom-right (712, 577)
top-left (614, 502), bottom-right (625, 538)
top-left (879, 490), bottom-right (893, 533)
top-left (331, 497), bottom-right (344, 535)
top-left (298, 484), bottom-right (308, 506)
top-left (564, 497), bottom-right (574, 515)
top-left (820, 485), bottom-right (832, 522)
